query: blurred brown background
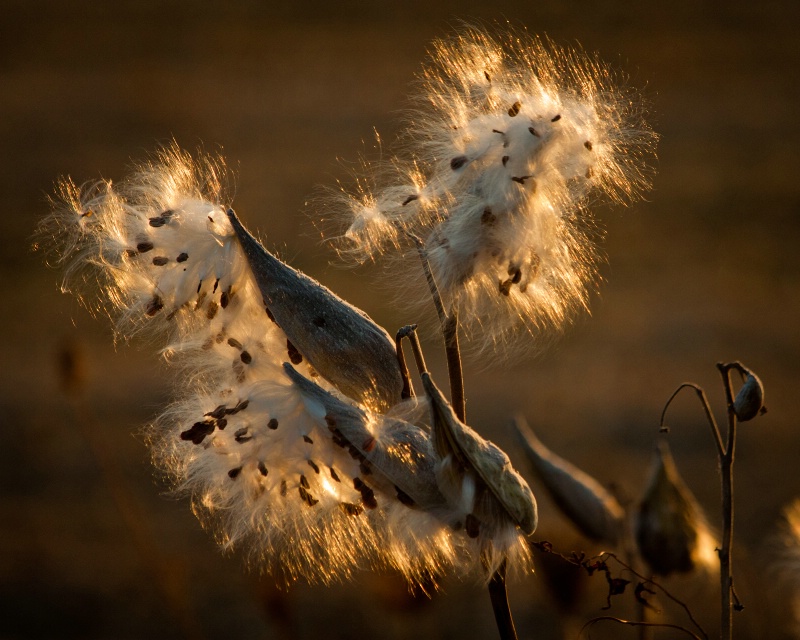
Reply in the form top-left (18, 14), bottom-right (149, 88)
top-left (2, 1), bottom-right (799, 638)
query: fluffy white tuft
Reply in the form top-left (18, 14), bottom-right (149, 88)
top-left (39, 145), bottom-right (533, 585)
top-left (328, 26), bottom-right (656, 354)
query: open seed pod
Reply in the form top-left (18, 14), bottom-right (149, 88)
top-left (733, 368), bottom-right (766, 422)
top-left (513, 416), bottom-right (624, 545)
top-left (422, 373), bottom-right (538, 536)
top-left (228, 209), bottom-right (405, 412)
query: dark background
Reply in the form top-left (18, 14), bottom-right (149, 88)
top-left (2, 1), bottom-right (799, 638)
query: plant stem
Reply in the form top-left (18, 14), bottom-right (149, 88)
top-left (488, 559), bottom-right (517, 640)
top-left (716, 363), bottom-right (739, 640)
top-left (443, 311), bottom-right (465, 423)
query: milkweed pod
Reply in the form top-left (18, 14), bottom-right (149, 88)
top-left (635, 441), bottom-right (716, 576)
top-left (283, 363), bottom-right (445, 510)
top-left (733, 370), bottom-right (765, 422)
top-left (228, 209), bottom-right (405, 412)
top-left (513, 416), bottom-right (624, 545)
top-left (422, 372), bottom-right (537, 535)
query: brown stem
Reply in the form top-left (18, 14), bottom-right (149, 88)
top-left (443, 311), bottom-right (465, 423)
top-left (659, 382), bottom-right (724, 456)
top-left (487, 559), bottom-right (517, 640)
top-left (716, 362), bottom-right (739, 640)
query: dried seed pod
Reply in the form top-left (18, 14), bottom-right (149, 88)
top-left (733, 370), bottom-right (765, 422)
top-left (228, 209), bottom-right (404, 411)
top-left (513, 416), bottom-right (623, 544)
top-left (422, 373), bottom-right (537, 535)
top-left (635, 441), bottom-right (716, 576)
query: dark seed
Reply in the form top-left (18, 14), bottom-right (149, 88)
top-left (228, 466), bottom-right (242, 479)
top-left (299, 485), bottom-right (319, 506)
top-left (206, 301), bottom-right (218, 320)
top-left (124, 249), bottom-right (137, 258)
top-left (303, 435), bottom-right (314, 444)
top-left (395, 486), bottom-right (415, 507)
top-left (220, 290), bottom-right (230, 308)
top-left (402, 194), bottom-right (419, 206)
top-left (180, 421), bottom-right (215, 445)
top-left (584, 140), bottom-right (593, 151)
top-left (212, 279), bottom-right (219, 293)
top-left (265, 307), bottom-right (276, 323)
top-left (205, 404), bottom-right (227, 420)
top-left (465, 513), bottom-right (481, 538)
top-left (508, 101), bottom-right (521, 117)
top-left (197, 280), bottom-right (203, 294)
top-left (216, 418), bottom-right (227, 430)
top-left (551, 114), bottom-right (561, 122)
top-left (227, 399), bottom-right (249, 415)
top-left (227, 337), bottom-right (243, 350)
top-left (450, 155), bottom-right (468, 170)
top-left (484, 70), bottom-right (491, 82)
top-left (511, 175), bottom-right (533, 184)
top-left (161, 209), bottom-right (174, 220)
top-left (529, 127), bottom-right (539, 137)
top-left (195, 291), bottom-right (207, 310)
top-left (280, 480), bottom-right (287, 496)
top-left (149, 217), bottom-right (166, 228)
top-left (234, 428), bottom-right (251, 443)
top-left (240, 351), bottom-right (252, 364)
top-left (502, 155), bottom-right (509, 166)
top-left (268, 418), bottom-right (279, 430)
top-left (499, 279), bottom-right (513, 296)
top-left (330, 467), bottom-right (341, 482)
top-left (176, 252), bottom-right (189, 263)
top-left (257, 461), bottom-right (268, 476)
top-left (152, 256), bottom-right (169, 266)
top-left (287, 340), bottom-right (302, 365)
top-left (510, 267), bottom-right (522, 284)
top-left (307, 459), bottom-right (320, 474)
top-left (300, 474), bottom-right (310, 489)
top-left (145, 296), bottom-right (164, 316)
top-left (340, 502), bottom-right (364, 516)
top-left (137, 241), bottom-right (154, 253)
top-left (481, 208), bottom-right (496, 226)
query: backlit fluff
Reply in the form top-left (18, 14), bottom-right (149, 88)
top-left (332, 26), bottom-right (656, 352)
top-left (39, 146), bottom-right (533, 585)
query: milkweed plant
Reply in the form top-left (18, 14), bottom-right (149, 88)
top-left (37, 24), bottom-right (769, 640)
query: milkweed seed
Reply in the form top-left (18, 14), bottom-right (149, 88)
top-left (584, 140), bottom-right (593, 151)
top-left (265, 307), bottom-right (276, 323)
top-left (280, 480), bottom-right (287, 496)
top-left (152, 256), bottom-right (169, 266)
top-left (206, 301), bottom-right (218, 320)
top-left (240, 351), bottom-right (252, 364)
top-left (180, 421), bottom-right (215, 444)
top-left (551, 114), bottom-right (561, 122)
top-left (212, 279), bottom-right (219, 293)
top-left (137, 241), bottom-right (154, 253)
top-left (257, 461), bottom-right (268, 476)
top-left (402, 194), bottom-right (419, 206)
top-left (205, 405), bottom-right (227, 420)
top-left (502, 155), bottom-right (509, 166)
top-left (268, 418), bottom-right (279, 430)
top-left (220, 291), bottom-right (230, 308)
top-left (330, 467), bottom-right (341, 482)
top-left (287, 340), bottom-right (303, 365)
top-left (340, 502), bottom-right (364, 516)
top-left (481, 208), bottom-right (496, 225)
top-left (228, 466), bottom-right (242, 479)
top-left (307, 459), bottom-right (320, 474)
top-left (216, 418), bottom-right (227, 430)
top-left (149, 217), bottom-right (166, 228)
top-left (176, 252), bottom-right (189, 263)
top-left (529, 126), bottom-right (539, 137)
top-left (303, 435), bottom-right (314, 444)
top-left (145, 296), bottom-right (164, 316)
top-left (450, 155), bottom-right (468, 170)
top-left (508, 101), bottom-right (521, 117)
top-left (227, 337), bottom-right (243, 350)
top-left (299, 485), bottom-right (319, 506)
top-left (300, 475), bottom-right (310, 489)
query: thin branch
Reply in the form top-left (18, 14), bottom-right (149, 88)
top-left (659, 382), bottom-right (724, 457)
top-left (394, 326), bottom-right (415, 399)
top-left (443, 311), bottom-right (466, 423)
top-left (396, 324), bottom-right (427, 375)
